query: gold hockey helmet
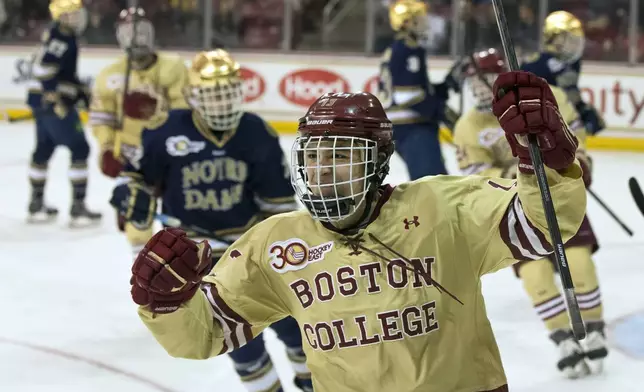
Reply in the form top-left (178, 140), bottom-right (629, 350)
top-left (543, 11), bottom-right (585, 63)
top-left (49, 0), bottom-right (87, 34)
top-left (184, 50), bottom-right (245, 131)
top-left (389, 0), bottom-right (430, 46)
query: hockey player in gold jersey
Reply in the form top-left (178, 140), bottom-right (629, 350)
top-left (89, 7), bottom-right (188, 256)
top-left (126, 71), bottom-right (587, 391)
top-left (453, 49), bottom-right (608, 379)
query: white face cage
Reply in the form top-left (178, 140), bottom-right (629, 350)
top-left (186, 79), bottom-right (244, 131)
top-left (290, 135), bottom-right (378, 223)
top-left (412, 14), bottom-right (431, 47)
top-left (553, 32), bottom-right (585, 63)
top-left (469, 73), bottom-right (497, 112)
top-left (116, 19), bottom-right (155, 57)
top-left (60, 8), bottom-right (88, 35)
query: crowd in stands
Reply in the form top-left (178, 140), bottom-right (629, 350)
top-left (0, 0), bottom-right (641, 62)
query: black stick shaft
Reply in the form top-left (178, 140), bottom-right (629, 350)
top-left (588, 188), bottom-right (633, 236)
top-left (629, 177), bottom-right (644, 217)
top-left (491, 0), bottom-right (586, 340)
top-left (120, 3), bottom-right (139, 129)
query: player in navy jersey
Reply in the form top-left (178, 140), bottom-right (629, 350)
top-left (26, 0), bottom-right (101, 227)
top-left (378, 0), bottom-right (461, 180)
top-left (521, 11), bottom-right (605, 135)
top-left (110, 49), bottom-right (313, 392)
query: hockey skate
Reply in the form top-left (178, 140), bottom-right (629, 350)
top-left (69, 202), bottom-right (102, 228)
top-left (550, 329), bottom-right (590, 379)
top-left (27, 198), bottom-right (59, 224)
top-left (582, 321), bottom-right (609, 374)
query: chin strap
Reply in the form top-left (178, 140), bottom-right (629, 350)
top-left (333, 153), bottom-right (392, 235)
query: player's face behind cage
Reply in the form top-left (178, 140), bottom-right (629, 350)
top-left (550, 32), bottom-right (585, 63)
top-left (116, 18), bottom-right (155, 58)
top-left (291, 136), bottom-right (377, 223)
top-left (55, 7), bottom-right (88, 34)
top-left (186, 78), bottom-right (244, 131)
top-left (469, 73), bottom-right (497, 111)
top-left (410, 13), bottom-right (431, 47)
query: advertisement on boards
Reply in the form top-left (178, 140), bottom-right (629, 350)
top-left (1, 47), bottom-right (643, 150)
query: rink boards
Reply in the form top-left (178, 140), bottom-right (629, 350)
top-left (2, 46), bottom-right (644, 152)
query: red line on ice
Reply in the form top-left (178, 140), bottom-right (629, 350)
top-left (0, 337), bottom-right (179, 392)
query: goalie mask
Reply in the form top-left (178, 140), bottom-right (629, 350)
top-left (465, 48), bottom-right (507, 112)
top-left (184, 50), bottom-right (244, 132)
top-left (49, 0), bottom-right (87, 35)
top-left (543, 11), bottom-right (585, 64)
top-left (389, 0), bottom-right (431, 47)
top-left (291, 92), bottom-right (394, 226)
top-left (116, 7), bottom-right (155, 60)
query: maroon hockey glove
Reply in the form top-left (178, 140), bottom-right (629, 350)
top-left (131, 228), bottom-right (213, 313)
top-left (100, 149), bottom-right (123, 178)
top-left (123, 91), bottom-right (158, 120)
top-left (492, 71), bottom-right (579, 174)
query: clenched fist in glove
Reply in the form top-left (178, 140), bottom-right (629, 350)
top-left (492, 71), bottom-right (579, 174)
top-left (109, 178), bottom-right (157, 229)
top-left (100, 148), bottom-right (124, 178)
top-left (131, 228), bottom-right (213, 313)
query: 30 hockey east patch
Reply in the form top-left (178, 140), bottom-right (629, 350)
top-left (268, 238), bottom-right (333, 273)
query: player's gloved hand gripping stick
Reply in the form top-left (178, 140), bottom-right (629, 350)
top-left (491, 0), bottom-right (586, 340)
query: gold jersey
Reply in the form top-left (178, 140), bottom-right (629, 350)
top-left (89, 52), bottom-right (189, 150)
top-left (137, 167), bottom-right (586, 392)
top-left (453, 85), bottom-right (587, 178)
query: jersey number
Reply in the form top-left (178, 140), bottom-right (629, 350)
top-left (33, 38), bottom-right (68, 66)
top-left (44, 39), bottom-right (68, 58)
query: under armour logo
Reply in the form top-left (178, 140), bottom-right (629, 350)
top-left (403, 216), bottom-right (419, 230)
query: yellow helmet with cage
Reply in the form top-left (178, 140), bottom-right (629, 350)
top-left (184, 50), bottom-right (245, 132)
top-left (543, 10), bottom-right (585, 63)
top-left (49, 0), bottom-right (87, 34)
top-left (389, 0), bottom-right (430, 46)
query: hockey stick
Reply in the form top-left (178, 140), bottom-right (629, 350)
top-left (114, 3), bottom-right (140, 159)
top-left (588, 188), bottom-right (633, 236)
top-left (628, 177), bottom-right (644, 217)
top-left (155, 214), bottom-right (233, 245)
top-left (491, 0), bottom-right (586, 340)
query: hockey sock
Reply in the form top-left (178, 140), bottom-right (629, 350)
top-left (287, 347), bottom-right (313, 391)
top-left (234, 351), bottom-right (282, 392)
top-left (69, 161), bottom-right (89, 203)
top-left (29, 162), bottom-right (48, 203)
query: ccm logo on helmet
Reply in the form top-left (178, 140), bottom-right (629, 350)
top-left (280, 69), bottom-right (351, 107)
top-left (240, 67), bottom-right (266, 103)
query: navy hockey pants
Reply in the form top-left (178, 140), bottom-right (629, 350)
top-left (31, 108), bottom-right (90, 165)
top-left (393, 122), bottom-right (447, 180)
